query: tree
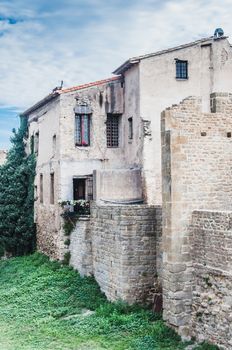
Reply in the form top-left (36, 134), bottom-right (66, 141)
top-left (0, 116), bottom-right (36, 257)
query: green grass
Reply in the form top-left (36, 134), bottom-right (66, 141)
top-left (0, 253), bottom-right (218, 350)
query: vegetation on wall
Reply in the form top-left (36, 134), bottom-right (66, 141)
top-left (0, 116), bottom-right (36, 257)
top-left (58, 199), bottom-right (90, 264)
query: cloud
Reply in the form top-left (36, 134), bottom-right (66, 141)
top-left (0, 0), bottom-right (231, 112)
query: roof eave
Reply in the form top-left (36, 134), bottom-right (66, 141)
top-left (21, 92), bottom-right (59, 118)
top-left (112, 59), bottom-right (139, 75)
top-left (113, 36), bottom-right (229, 75)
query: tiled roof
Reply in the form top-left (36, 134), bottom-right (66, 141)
top-left (22, 76), bottom-right (121, 117)
top-left (59, 76), bottom-right (121, 94)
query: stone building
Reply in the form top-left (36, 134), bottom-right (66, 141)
top-left (0, 150), bottom-right (7, 166)
top-left (22, 33), bottom-right (232, 348)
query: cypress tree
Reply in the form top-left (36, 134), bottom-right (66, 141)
top-left (0, 116), bottom-right (36, 257)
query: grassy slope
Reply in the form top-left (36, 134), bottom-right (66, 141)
top-left (0, 253), bottom-right (218, 350)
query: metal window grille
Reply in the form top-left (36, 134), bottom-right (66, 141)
top-left (176, 60), bottom-right (188, 79)
top-left (75, 114), bottom-right (90, 146)
top-left (106, 114), bottom-right (120, 148)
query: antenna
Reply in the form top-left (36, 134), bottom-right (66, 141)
top-left (52, 80), bottom-right (64, 93)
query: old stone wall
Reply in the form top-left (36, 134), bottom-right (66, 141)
top-left (27, 98), bottom-right (63, 260)
top-left (161, 93), bottom-right (232, 339)
top-left (69, 217), bottom-right (93, 276)
top-left (69, 204), bottom-right (162, 304)
top-left (36, 206), bottom-right (62, 260)
top-left (191, 210), bottom-right (232, 349)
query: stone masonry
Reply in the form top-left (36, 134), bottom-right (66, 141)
top-left (161, 93), bottom-right (232, 343)
top-left (191, 211), bottom-right (232, 349)
top-left (69, 204), bottom-right (162, 304)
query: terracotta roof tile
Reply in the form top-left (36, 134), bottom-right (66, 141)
top-left (59, 76), bottom-right (121, 94)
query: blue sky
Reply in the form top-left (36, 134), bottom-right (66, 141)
top-left (0, 0), bottom-right (232, 149)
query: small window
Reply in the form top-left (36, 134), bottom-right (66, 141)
top-left (128, 117), bottom-right (133, 140)
top-left (106, 114), bottom-right (120, 148)
top-left (30, 135), bottom-right (34, 154)
top-left (176, 60), bottom-right (188, 79)
top-left (75, 114), bottom-right (90, 146)
top-left (52, 135), bottom-right (56, 155)
top-left (40, 174), bottom-right (43, 204)
top-left (50, 173), bottom-right (54, 204)
top-left (35, 132), bottom-right (39, 155)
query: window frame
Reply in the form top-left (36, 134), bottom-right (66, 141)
top-left (175, 59), bottom-right (188, 80)
top-left (75, 114), bottom-right (90, 147)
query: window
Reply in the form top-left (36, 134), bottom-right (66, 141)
top-left (75, 114), bottom-right (90, 146)
top-left (175, 60), bottom-right (188, 79)
top-left (52, 135), bottom-right (56, 155)
top-left (106, 114), bottom-right (120, 148)
top-left (30, 135), bottom-right (34, 154)
top-left (128, 117), bottom-right (133, 140)
top-left (73, 176), bottom-right (93, 201)
top-left (40, 174), bottom-right (43, 203)
top-left (35, 132), bottom-right (39, 155)
top-left (50, 173), bottom-right (54, 204)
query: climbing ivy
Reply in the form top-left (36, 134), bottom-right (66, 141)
top-left (0, 116), bottom-right (36, 257)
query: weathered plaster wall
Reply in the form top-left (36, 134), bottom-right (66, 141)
top-left (123, 65), bottom-right (143, 170)
top-left (191, 211), bottom-right (232, 349)
top-left (58, 66), bottom-right (142, 202)
top-left (93, 168), bottom-right (142, 202)
top-left (139, 37), bottom-right (232, 205)
top-left (59, 77), bottom-right (142, 201)
top-left (0, 150), bottom-right (7, 166)
top-left (70, 204), bottom-right (162, 304)
top-left (28, 98), bottom-right (63, 259)
top-left (161, 93), bottom-right (232, 338)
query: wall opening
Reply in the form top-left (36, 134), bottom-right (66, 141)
top-left (73, 176), bottom-right (93, 202)
top-left (40, 174), bottom-right (43, 203)
top-left (50, 173), bottom-right (54, 204)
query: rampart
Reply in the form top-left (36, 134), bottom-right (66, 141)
top-left (70, 204), bottom-right (162, 304)
top-left (161, 93), bottom-right (232, 346)
top-left (191, 210), bottom-right (232, 349)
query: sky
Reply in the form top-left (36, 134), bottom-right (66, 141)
top-left (0, 0), bottom-right (232, 149)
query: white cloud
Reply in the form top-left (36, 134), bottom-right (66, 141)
top-left (0, 0), bottom-right (231, 112)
